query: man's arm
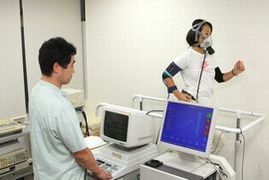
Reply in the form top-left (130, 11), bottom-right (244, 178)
top-left (73, 148), bottom-right (112, 180)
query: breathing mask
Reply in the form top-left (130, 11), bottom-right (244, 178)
top-left (200, 36), bottom-right (215, 55)
top-left (191, 20), bottom-right (215, 55)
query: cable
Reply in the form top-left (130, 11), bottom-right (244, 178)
top-left (154, 126), bottom-right (161, 144)
top-left (146, 109), bottom-right (164, 115)
top-left (205, 158), bottom-right (224, 179)
top-left (239, 128), bottom-right (246, 180)
top-left (162, 78), bottom-right (170, 100)
top-left (81, 110), bottom-right (90, 180)
top-left (239, 113), bottom-right (254, 180)
top-left (195, 52), bottom-right (207, 102)
top-left (146, 109), bottom-right (164, 144)
top-left (190, 160), bottom-right (207, 173)
top-left (84, 168), bottom-right (87, 180)
top-left (211, 131), bottom-right (224, 154)
top-left (81, 110), bottom-right (90, 137)
top-left (167, 93), bottom-right (170, 99)
top-left (204, 158), bottom-right (226, 180)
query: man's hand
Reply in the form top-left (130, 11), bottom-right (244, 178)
top-left (93, 168), bottom-right (112, 180)
top-left (73, 148), bottom-right (112, 180)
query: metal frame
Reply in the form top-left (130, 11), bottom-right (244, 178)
top-left (131, 94), bottom-right (265, 180)
top-left (131, 94), bottom-right (264, 134)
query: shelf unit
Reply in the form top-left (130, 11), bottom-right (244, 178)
top-left (0, 125), bottom-right (33, 180)
top-left (0, 126), bottom-right (30, 144)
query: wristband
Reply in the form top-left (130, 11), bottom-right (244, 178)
top-left (231, 69), bottom-right (237, 76)
top-left (168, 86), bottom-right (178, 93)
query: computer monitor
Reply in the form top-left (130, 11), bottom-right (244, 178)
top-left (158, 100), bottom-right (216, 157)
top-left (100, 104), bottom-right (154, 148)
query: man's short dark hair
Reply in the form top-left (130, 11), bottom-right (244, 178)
top-left (38, 37), bottom-right (77, 76)
top-left (186, 19), bottom-right (213, 46)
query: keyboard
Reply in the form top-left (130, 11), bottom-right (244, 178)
top-left (96, 158), bottom-right (121, 175)
top-left (88, 158), bottom-right (124, 179)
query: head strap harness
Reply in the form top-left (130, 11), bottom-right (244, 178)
top-left (191, 20), bottom-right (206, 42)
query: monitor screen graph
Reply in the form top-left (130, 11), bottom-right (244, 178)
top-left (159, 100), bottom-right (215, 157)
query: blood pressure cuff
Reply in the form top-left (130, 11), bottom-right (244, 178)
top-left (162, 62), bottom-right (181, 80)
top-left (214, 67), bottom-right (225, 83)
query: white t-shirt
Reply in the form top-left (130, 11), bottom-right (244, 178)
top-left (173, 48), bottom-right (218, 105)
top-left (29, 80), bottom-right (87, 180)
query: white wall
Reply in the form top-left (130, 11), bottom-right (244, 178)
top-left (86, 0), bottom-right (269, 180)
top-left (0, 0), bottom-right (26, 118)
top-left (23, 0), bottom-right (84, 92)
top-left (0, 0), bottom-right (84, 117)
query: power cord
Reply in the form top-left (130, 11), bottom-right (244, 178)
top-left (211, 129), bottom-right (245, 180)
top-left (80, 110), bottom-right (90, 180)
top-left (238, 113), bottom-right (255, 180)
top-left (167, 93), bottom-right (170, 99)
top-left (84, 168), bottom-right (87, 180)
top-left (204, 158), bottom-right (226, 180)
top-left (162, 77), bottom-right (171, 100)
top-left (239, 128), bottom-right (245, 180)
top-left (146, 109), bottom-right (164, 144)
top-left (146, 109), bottom-right (164, 115)
top-left (81, 110), bottom-right (90, 137)
top-left (154, 126), bottom-right (161, 144)
top-left (190, 160), bottom-right (207, 173)
top-left (211, 128), bottom-right (245, 180)
top-left (211, 131), bottom-right (224, 154)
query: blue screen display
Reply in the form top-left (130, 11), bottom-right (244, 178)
top-left (160, 101), bottom-right (214, 152)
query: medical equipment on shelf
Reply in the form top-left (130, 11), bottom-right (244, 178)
top-left (158, 100), bottom-right (216, 159)
top-left (90, 103), bottom-right (160, 179)
top-left (0, 119), bottom-right (23, 137)
top-left (140, 100), bottom-right (234, 180)
top-left (62, 88), bottom-right (91, 136)
top-left (209, 154), bottom-right (236, 180)
top-left (0, 158), bottom-right (32, 178)
top-left (100, 104), bottom-right (155, 148)
top-left (0, 114), bottom-right (32, 178)
top-left (62, 88), bottom-right (85, 109)
top-left (93, 143), bottom-right (158, 179)
top-left (132, 94), bottom-right (264, 180)
top-left (0, 140), bottom-right (28, 170)
top-left (141, 151), bottom-right (216, 180)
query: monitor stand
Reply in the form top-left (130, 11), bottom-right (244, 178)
top-left (160, 151), bottom-right (206, 172)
